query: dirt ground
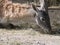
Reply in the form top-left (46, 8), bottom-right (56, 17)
top-left (0, 28), bottom-right (60, 45)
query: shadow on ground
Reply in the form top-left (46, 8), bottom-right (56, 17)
top-left (0, 23), bottom-right (60, 35)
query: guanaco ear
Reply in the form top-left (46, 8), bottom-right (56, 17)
top-left (32, 4), bottom-right (39, 12)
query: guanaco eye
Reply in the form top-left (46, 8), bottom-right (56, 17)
top-left (40, 17), bottom-right (45, 22)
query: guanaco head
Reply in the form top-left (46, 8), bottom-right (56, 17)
top-left (32, 2), bottom-right (52, 33)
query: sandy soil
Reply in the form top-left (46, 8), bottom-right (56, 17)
top-left (0, 28), bottom-right (60, 45)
